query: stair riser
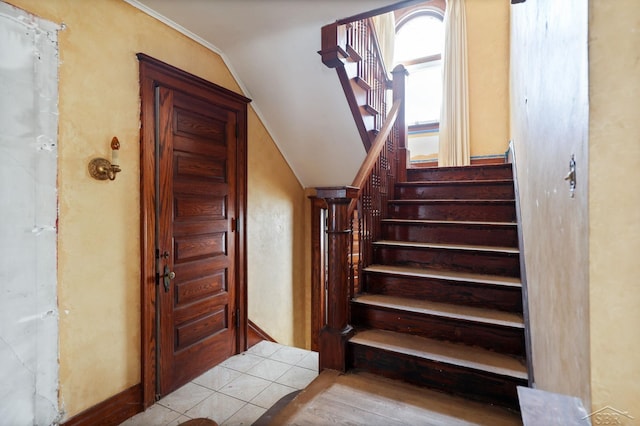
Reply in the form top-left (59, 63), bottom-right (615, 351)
top-left (350, 82), bottom-right (367, 108)
top-left (364, 273), bottom-right (523, 313)
top-left (388, 202), bottom-right (516, 222)
top-left (374, 246), bottom-right (521, 277)
top-left (381, 223), bottom-right (519, 248)
top-left (395, 184), bottom-right (514, 200)
top-left (348, 345), bottom-right (526, 409)
top-left (407, 165), bottom-right (513, 182)
top-left (351, 304), bottom-right (525, 356)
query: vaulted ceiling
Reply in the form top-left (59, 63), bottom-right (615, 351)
top-left (126, 0), bottom-right (400, 187)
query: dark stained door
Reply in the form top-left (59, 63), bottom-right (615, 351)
top-left (156, 86), bottom-right (237, 395)
top-left (139, 54), bottom-right (249, 407)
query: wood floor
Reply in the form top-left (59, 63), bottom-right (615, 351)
top-left (269, 370), bottom-right (522, 425)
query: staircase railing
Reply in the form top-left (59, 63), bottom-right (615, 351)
top-left (320, 18), bottom-right (390, 151)
top-left (319, 0), bottom-right (423, 150)
top-left (316, 66), bottom-right (407, 371)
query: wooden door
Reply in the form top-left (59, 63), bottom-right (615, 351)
top-left (157, 87), bottom-right (237, 394)
top-left (139, 54), bottom-right (250, 405)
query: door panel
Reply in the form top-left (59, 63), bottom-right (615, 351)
top-left (139, 54), bottom-right (249, 408)
top-left (157, 87), bottom-right (237, 395)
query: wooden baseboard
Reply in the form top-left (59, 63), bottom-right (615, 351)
top-left (471, 156), bottom-right (507, 165)
top-left (62, 383), bottom-right (142, 426)
top-left (248, 319), bottom-right (276, 348)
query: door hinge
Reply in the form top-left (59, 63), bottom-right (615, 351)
top-left (231, 217), bottom-right (237, 232)
top-left (235, 123), bottom-right (239, 139)
top-left (235, 308), bottom-right (240, 329)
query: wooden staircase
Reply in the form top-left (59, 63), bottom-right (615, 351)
top-left (317, 7), bottom-right (530, 417)
top-left (346, 163), bottom-right (528, 410)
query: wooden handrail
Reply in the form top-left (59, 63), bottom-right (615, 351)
top-left (348, 99), bottom-right (401, 216)
top-left (351, 99), bottom-right (401, 188)
top-left (336, 0), bottom-right (429, 25)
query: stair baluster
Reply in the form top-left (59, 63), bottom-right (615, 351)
top-left (320, 17), bottom-right (391, 151)
top-left (316, 76), bottom-right (405, 371)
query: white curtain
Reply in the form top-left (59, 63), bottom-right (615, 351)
top-left (371, 12), bottom-right (395, 77)
top-left (439, 0), bottom-right (470, 167)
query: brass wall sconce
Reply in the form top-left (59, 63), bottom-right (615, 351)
top-left (88, 137), bottom-right (122, 181)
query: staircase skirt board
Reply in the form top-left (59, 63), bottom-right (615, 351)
top-left (351, 301), bottom-right (525, 356)
top-left (381, 220), bottom-right (519, 248)
top-left (388, 199), bottom-right (516, 222)
top-left (373, 243), bottom-right (521, 278)
top-left (363, 269), bottom-right (523, 313)
top-left (395, 180), bottom-right (515, 200)
top-left (348, 343), bottom-right (526, 410)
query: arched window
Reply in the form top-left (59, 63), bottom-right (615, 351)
top-left (394, 9), bottom-right (444, 127)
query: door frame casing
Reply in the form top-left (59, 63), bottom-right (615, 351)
top-left (138, 53), bottom-right (250, 408)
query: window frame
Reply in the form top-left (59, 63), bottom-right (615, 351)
top-left (394, 5), bottom-right (445, 132)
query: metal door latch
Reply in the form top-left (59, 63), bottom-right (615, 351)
top-left (564, 154), bottom-right (576, 198)
top-left (162, 264), bottom-right (176, 292)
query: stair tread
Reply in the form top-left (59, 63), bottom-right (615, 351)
top-left (407, 162), bottom-right (512, 171)
top-left (353, 294), bottom-right (524, 328)
top-left (409, 163), bottom-right (511, 167)
top-left (390, 199), bottom-right (515, 204)
top-left (364, 264), bottom-right (522, 287)
top-left (374, 240), bottom-right (519, 254)
top-left (382, 219), bottom-right (517, 227)
top-left (350, 329), bottom-right (528, 380)
top-left (407, 164), bottom-right (511, 171)
top-left (397, 179), bottom-right (513, 186)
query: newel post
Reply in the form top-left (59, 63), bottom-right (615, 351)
top-left (319, 22), bottom-right (348, 68)
top-left (392, 64), bottom-right (409, 182)
top-left (315, 186), bottom-right (358, 372)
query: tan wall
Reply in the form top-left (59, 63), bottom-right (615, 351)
top-left (403, 0), bottom-right (510, 161)
top-left (510, 0), bottom-right (591, 406)
top-left (8, 0), bottom-right (306, 419)
top-left (588, 0), bottom-right (640, 416)
top-left (247, 108), bottom-right (307, 348)
top-left (466, 0), bottom-right (510, 157)
top-left (409, 132), bottom-right (439, 162)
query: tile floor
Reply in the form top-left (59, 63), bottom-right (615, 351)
top-left (120, 341), bottom-right (318, 426)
